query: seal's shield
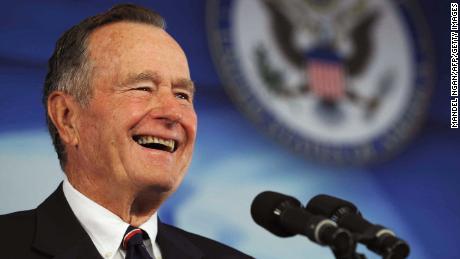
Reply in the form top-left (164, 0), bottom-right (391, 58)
top-left (307, 49), bottom-right (346, 102)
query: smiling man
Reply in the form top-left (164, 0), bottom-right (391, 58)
top-left (0, 4), bottom-right (251, 259)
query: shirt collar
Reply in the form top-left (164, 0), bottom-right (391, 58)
top-left (62, 177), bottom-right (158, 258)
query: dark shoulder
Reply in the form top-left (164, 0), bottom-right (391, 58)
top-left (0, 209), bottom-right (37, 255)
top-left (0, 209), bottom-right (36, 233)
top-left (160, 223), bottom-right (253, 259)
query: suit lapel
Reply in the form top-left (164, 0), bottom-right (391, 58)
top-left (32, 184), bottom-right (205, 259)
top-left (32, 183), bottom-right (102, 259)
top-left (157, 221), bottom-right (204, 259)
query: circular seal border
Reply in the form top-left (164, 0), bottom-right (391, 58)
top-left (206, 0), bottom-right (435, 166)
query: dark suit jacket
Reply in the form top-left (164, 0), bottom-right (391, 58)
top-left (0, 184), bottom-right (253, 259)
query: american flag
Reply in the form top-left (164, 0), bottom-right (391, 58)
top-left (307, 59), bottom-right (346, 102)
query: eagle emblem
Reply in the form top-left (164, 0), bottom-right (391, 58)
top-left (207, 0), bottom-right (433, 164)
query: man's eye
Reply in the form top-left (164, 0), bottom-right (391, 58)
top-left (135, 87), bottom-right (151, 92)
top-left (175, 92), bottom-right (190, 101)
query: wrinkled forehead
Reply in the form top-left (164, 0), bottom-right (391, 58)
top-left (86, 21), bottom-right (188, 68)
top-left (85, 21), bottom-right (190, 85)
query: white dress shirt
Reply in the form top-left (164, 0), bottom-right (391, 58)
top-left (63, 177), bottom-right (163, 259)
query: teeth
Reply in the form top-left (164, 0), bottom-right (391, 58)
top-left (136, 135), bottom-right (175, 152)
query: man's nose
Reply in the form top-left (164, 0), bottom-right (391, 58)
top-left (150, 92), bottom-right (183, 127)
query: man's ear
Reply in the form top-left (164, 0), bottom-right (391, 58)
top-left (47, 92), bottom-right (80, 146)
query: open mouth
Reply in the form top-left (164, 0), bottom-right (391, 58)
top-left (133, 135), bottom-right (177, 153)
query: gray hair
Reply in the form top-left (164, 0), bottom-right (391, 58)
top-left (43, 4), bottom-right (165, 169)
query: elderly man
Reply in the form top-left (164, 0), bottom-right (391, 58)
top-left (0, 4), bottom-right (252, 259)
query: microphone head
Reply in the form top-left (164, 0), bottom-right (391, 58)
top-left (306, 194), bottom-right (359, 219)
top-left (250, 191), bottom-right (301, 237)
top-left (369, 234), bottom-right (410, 259)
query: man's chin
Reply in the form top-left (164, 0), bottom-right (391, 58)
top-left (134, 177), bottom-right (180, 195)
top-left (132, 183), bottom-right (177, 209)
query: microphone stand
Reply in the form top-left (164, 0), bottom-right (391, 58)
top-left (331, 239), bottom-right (367, 259)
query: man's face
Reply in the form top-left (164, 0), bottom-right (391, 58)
top-left (72, 22), bottom-right (197, 195)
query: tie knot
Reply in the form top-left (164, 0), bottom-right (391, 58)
top-left (122, 226), bottom-right (148, 250)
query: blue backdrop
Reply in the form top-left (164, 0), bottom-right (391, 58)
top-left (0, 1), bottom-right (458, 258)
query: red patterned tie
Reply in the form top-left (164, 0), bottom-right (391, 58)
top-left (122, 226), bottom-right (154, 259)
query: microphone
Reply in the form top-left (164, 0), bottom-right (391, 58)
top-left (305, 194), bottom-right (410, 259)
top-left (251, 191), bottom-right (354, 255)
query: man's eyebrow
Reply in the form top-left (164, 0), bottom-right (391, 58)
top-left (119, 71), bottom-right (160, 88)
top-left (173, 78), bottom-right (196, 94)
top-left (119, 71), bottom-right (195, 94)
